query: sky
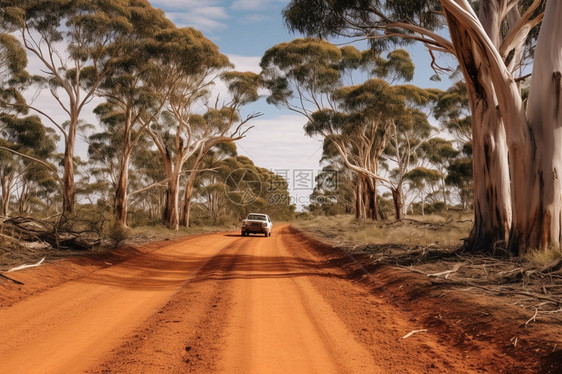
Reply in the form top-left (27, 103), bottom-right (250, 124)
top-left (146, 0), bottom-right (454, 210)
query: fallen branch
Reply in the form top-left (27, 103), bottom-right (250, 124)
top-left (513, 291), bottom-right (561, 306)
top-left (427, 262), bottom-right (467, 279)
top-left (7, 257), bottom-right (45, 273)
top-left (401, 329), bottom-right (427, 339)
top-left (0, 273), bottom-right (24, 285)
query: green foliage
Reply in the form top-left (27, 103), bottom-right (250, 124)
top-left (222, 71), bottom-right (262, 105)
top-left (149, 26), bottom-right (231, 75)
top-left (406, 167), bottom-right (441, 188)
top-left (423, 138), bottom-right (459, 164)
top-left (260, 38), bottom-right (346, 107)
top-left (0, 33), bottom-right (28, 84)
top-left (282, 0), bottom-right (444, 52)
top-left (373, 49), bottom-right (415, 82)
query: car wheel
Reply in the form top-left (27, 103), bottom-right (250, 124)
top-left (241, 231), bottom-right (245, 236)
top-left (269, 231), bottom-right (272, 237)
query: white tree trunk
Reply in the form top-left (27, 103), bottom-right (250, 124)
top-left (444, 6), bottom-right (512, 250)
top-left (510, 0), bottom-right (562, 252)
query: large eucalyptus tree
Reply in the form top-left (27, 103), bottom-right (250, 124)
top-left (93, 11), bottom-right (174, 227)
top-left (0, 0), bottom-right (159, 214)
top-left (178, 71), bottom-right (262, 228)
top-left (283, 0), bottom-right (557, 254)
top-left (144, 27), bottom-right (261, 229)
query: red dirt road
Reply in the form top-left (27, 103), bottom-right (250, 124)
top-left (0, 225), bottom-right (555, 373)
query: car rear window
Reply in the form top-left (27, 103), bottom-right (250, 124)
top-left (247, 214), bottom-right (266, 221)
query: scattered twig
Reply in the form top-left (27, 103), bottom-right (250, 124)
top-left (397, 265), bottom-right (427, 275)
top-left (7, 257), bottom-right (45, 273)
top-left (401, 329), bottom-right (427, 339)
top-left (513, 291), bottom-right (561, 306)
top-left (538, 308), bottom-right (562, 314)
top-left (427, 262), bottom-right (467, 279)
top-left (511, 336), bottom-right (518, 347)
top-left (524, 308), bottom-right (538, 327)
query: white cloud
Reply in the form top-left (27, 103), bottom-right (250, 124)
top-left (237, 115), bottom-right (322, 171)
top-left (236, 114), bottom-right (323, 210)
top-left (150, 0), bottom-right (222, 11)
top-left (231, 0), bottom-right (285, 11)
top-left (193, 6), bottom-right (230, 19)
top-left (150, 2), bottom-right (229, 32)
top-left (228, 55), bottom-right (261, 73)
top-left (166, 11), bottom-right (228, 31)
top-left (241, 14), bottom-right (270, 23)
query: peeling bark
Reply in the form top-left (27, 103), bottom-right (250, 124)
top-left (113, 110), bottom-right (134, 227)
top-left (164, 172), bottom-right (180, 230)
top-left (391, 187), bottom-right (403, 220)
top-left (180, 171), bottom-right (197, 227)
top-left (62, 129), bottom-right (76, 214)
top-left (1, 176), bottom-right (12, 217)
top-left (445, 7), bottom-right (512, 251)
top-left (445, 0), bottom-right (520, 251)
top-left (510, 0), bottom-right (562, 253)
top-left (113, 154), bottom-right (130, 227)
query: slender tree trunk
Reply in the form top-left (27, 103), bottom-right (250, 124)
top-left (165, 173), bottom-right (180, 230)
top-left (354, 174), bottom-right (365, 219)
top-left (180, 173), bottom-right (197, 227)
top-left (391, 187), bottom-right (402, 220)
top-left (113, 112), bottom-right (133, 227)
top-left (161, 150), bottom-right (180, 230)
top-left (18, 181), bottom-right (27, 214)
top-left (113, 152), bottom-right (130, 227)
top-left (441, 176), bottom-right (448, 210)
top-left (62, 118), bottom-right (77, 214)
top-left (1, 178), bottom-right (10, 217)
top-left (62, 147), bottom-right (75, 214)
top-left (366, 176), bottom-right (379, 220)
top-left (509, 0), bottom-right (562, 253)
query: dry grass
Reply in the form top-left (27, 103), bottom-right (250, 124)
top-left (294, 213), bottom-right (473, 247)
top-left (125, 224), bottom-right (235, 245)
top-left (524, 245), bottom-right (562, 266)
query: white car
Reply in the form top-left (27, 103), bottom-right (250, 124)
top-left (241, 213), bottom-right (272, 237)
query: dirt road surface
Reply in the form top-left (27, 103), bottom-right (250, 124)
top-left (0, 225), bottom-right (556, 373)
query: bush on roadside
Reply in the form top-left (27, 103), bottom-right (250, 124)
top-left (107, 219), bottom-right (130, 247)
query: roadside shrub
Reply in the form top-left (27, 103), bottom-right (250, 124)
top-left (425, 201), bottom-right (446, 214)
top-left (107, 219), bottom-right (130, 247)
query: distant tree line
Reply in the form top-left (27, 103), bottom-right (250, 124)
top-left (260, 38), bottom-right (473, 221)
top-left (0, 0), bottom-right (294, 229)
